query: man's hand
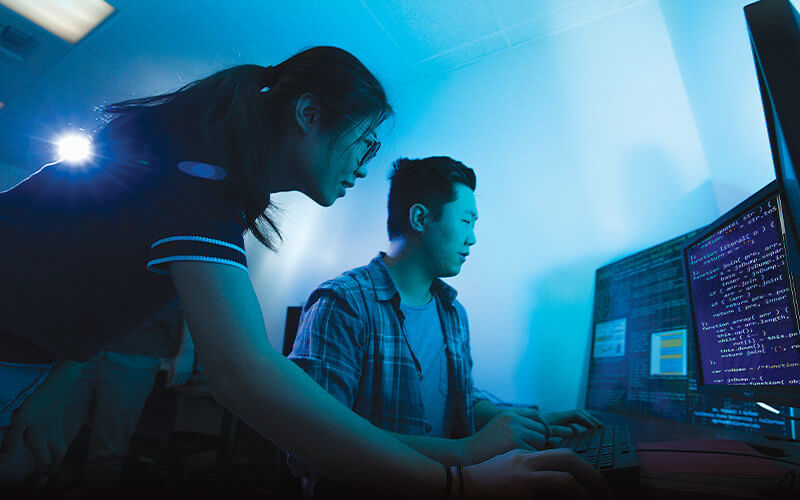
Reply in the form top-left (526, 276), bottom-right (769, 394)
top-left (460, 408), bottom-right (550, 464)
top-left (544, 409), bottom-right (602, 437)
top-left (464, 448), bottom-right (613, 499)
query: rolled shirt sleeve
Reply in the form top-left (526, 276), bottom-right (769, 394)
top-left (288, 284), bottom-right (366, 409)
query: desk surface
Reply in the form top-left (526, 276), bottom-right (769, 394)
top-left (592, 410), bottom-right (800, 498)
top-left (594, 410), bottom-right (799, 448)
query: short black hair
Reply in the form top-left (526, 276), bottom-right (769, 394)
top-left (387, 156), bottom-right (476, 240)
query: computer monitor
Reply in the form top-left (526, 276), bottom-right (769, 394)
top-left (683, 182), bottom-right (800, 408)
top-left (746, 0), bottom-right (800, 276)
top-left (586, 229), bottom-right (797, 438)
top-left (282, 306), bottom-right (302, 356)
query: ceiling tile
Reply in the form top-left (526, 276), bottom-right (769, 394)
top-left (0, 5), bottom-right (71, 75)
top-left (30, 51), bottom-right (147, 116)
top-left (105, 0), bottom-right (136, 10)
top-left (615, 0), bottom-right (653, 6)
top-left (484, 0), bottom-right (583, 30)
top-left (12, 83), bottom-right (102, 139)
top-left (415, 32), bottom-right (508, 75)
top-left (362, 0), bottom-right (502, 62)
top-left (77, 1), bottom-right (222, 94)
top-left (0, 0), bottom-right (665, 152)
top-left (505, 0), bottom-right (621, 46)
top-left (233, 0), bottom-right (414, 81)
top-left (0, 50), bottom-right (142, 167)
top-left (78, 0), bottom-right (409, 94)
top-left (0, 60), bottom-right (36, 106)
top-left (115, 0), bottom-right (287, 67)
top-left (0, 104), bottom-right (49, 168)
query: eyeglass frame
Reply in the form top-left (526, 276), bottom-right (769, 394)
top-left (271, 84), bottom-right (382, 167)
top-left (320, 102), bottom-right (381, 167)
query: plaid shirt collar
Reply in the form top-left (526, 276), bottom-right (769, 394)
top-left (366, 252), bottom-right (458, 307)
top-left (289, 252), bottom-right (478, 439)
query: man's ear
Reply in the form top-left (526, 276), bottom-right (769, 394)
top-left (408, 203), bottom-right (428, 233)
top-left (295, 92), bottom-right (321, 134)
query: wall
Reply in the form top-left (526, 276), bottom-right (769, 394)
top-left (5, 0), bottom-right (775, 413)
top-left (657, 0), bottom-right (777, 213)
top-left (247, 0), bottom-right (721, 411)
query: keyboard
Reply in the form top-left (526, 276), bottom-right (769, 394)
top-left (556, 424), bottom-right (640, 480)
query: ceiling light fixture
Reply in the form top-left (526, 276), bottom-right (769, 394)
top-left (0, 0), bottom-right (115, 44)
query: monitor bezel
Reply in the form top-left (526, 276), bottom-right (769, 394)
top-left (746, 0), bottom-right (800, 278)
top-left (586, 229), bottom-right (703, 414)
top-left (682, 181), bottom-right (800, 407)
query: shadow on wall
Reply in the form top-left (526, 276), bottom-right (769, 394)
top-left (657, 0), bottom-right (775, 201)
top-left (615, 144), bottom-right (719, 247)
top-left (711, 179), bottom-right (762, 214)
top-left (515, 255), bottom-right (604, 413)
top-left (515, 174), bottom-right (719, 413)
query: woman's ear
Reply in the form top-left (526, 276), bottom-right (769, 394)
top-left (295, 92), bottom-right (321, 134)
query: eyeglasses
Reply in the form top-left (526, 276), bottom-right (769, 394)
top-left (357, 130), bottom-right (381, 167)
top-left (323, 103), bottom-right (381, 167)
top-left (276, 86), bottom-right (383, 166)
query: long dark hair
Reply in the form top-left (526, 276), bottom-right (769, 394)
top-left (102, 46), bottom-right (392, 249)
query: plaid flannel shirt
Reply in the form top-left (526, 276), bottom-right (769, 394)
top-left (289, 253), bottom-right (483, 437)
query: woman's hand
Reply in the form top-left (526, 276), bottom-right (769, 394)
top-left (0, 361), bottom-right (82, 479)
top-left (463, 448), bottom-right (613, 499)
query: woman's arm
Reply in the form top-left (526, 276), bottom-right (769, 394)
top-left (169, 261), bottom-right (441, 494)
top-left (390, 405), bottom-right (550, 466)
top-left (169, 260), bottom-right (611, 498)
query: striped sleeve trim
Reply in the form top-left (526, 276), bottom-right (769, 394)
top-left (150, 236), bottom-right (246, 255)
top-left (147, 236), bottom-right (247, 275)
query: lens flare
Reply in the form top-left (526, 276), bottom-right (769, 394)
top-left (56, 134), bottom-right (93, 163)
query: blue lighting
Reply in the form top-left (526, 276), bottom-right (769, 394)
top-left (56, 133), bottom-right (93, 164)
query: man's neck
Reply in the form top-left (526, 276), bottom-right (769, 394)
top-left (384, 241), bottom-right (435, 307)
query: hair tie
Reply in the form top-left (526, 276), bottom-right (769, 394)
top-left (262, 65), bottom-right (276, 88)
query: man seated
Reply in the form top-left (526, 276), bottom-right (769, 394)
top-left (289, 157), bottom-right (600, 485)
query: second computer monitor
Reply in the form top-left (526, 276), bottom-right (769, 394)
top-left (587, 215), bottom-right (797, 438)
top-left (684, 182), bottom-right (800, 407)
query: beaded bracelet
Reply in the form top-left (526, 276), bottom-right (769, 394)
top-left (442, 463), bottom-right (453, 499)
top-left (455, 463), bottom-right (465, 500)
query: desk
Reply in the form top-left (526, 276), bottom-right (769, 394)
top-left (593, 411), bottom-right (800, 498)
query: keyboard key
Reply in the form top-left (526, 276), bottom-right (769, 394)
top-left (562, 424), bottom-right (638, 475)
top-left (576, 433), bottom-right (591, 452)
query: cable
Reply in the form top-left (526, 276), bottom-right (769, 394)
top-left (635, 448), bottom-right (800, 467)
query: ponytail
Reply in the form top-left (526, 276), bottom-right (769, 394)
top-left (103, 47), bottom-right (392, 250)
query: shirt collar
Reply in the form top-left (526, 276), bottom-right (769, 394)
top-left (367, 252), bottom-right (458, 306)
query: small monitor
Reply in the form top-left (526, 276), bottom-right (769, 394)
top-left (282, 306), bottom-right (303, 356)
top-left (683, 182), bottom-right (800, 407)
